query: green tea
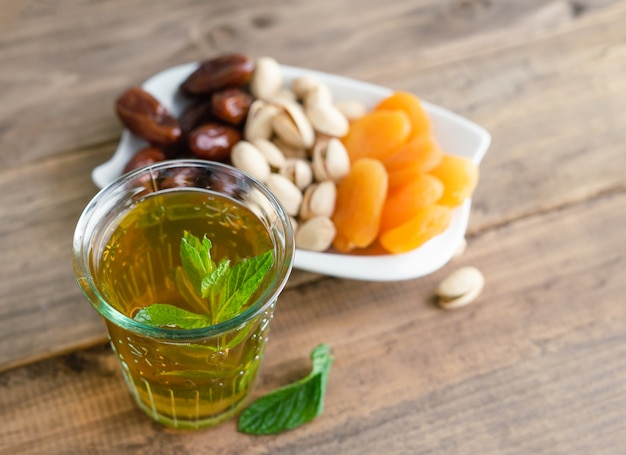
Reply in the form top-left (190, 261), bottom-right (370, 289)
top-left (95, 189), bottom-right (274, 429)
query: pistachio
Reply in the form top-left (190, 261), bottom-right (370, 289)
top-left (306, 104), bottom-right (350, 137)
top-left (271, 100), bottom-right (315, 149)
top-left (453, 238), bottom-right (467, 258)
top-left (244, 100), bottom-right (279, 141)
top-left (265, 173), bottom-right (303, 217)
top-left (300, 181), bottom-right (337, 220)
top-left (291, 75), bottom-right (320, 99)
top-left (304, 83), bottom-right (333, 108)
top-left (334, 99), bottom-right (368, 120)
top-left (272, 137), bottom-right (308, 160)
top-left (251, 138), bottom-right (286, 170)
top-left (295, 216), bottom-right (336, 252)
top-left (280, 158), bottom-right (313, 191)
top-left (436, 266), bottom-right (485, 310)
top-left (312, 138), bottom-right (350, 182)
top-left (230, 141), bottom-right (271, 182)
top-left (268, 89), bottom-right (297, 105)
top-left (250, 57), bottom-right (283, 100)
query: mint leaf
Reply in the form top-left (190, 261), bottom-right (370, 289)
top-left (238, 344), bottom-right (333, 435)
top-left (214, 250), bottom-right (274, 323)
top-left (180, 231), bottom-right (215, 293)
top-left (133, 304), bottom-right (212, 329)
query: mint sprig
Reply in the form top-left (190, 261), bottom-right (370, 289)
top-left (133, 231), bottom-right (273, 328)
top-left (237, 344), bottom-right (333, 435)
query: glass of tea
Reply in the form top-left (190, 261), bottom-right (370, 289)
top-left (72, 160), bottom-right (294, 429)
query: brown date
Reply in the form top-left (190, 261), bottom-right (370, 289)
top-left (116, 87), bottom-right (182, 146)
top-left (178, 99), bottom-right (215, 134)
top-left (180, 54), bottom-right (254, 96)
top-left (188, 123), bottom-right (241, 162)
top-left (123, 146), bottom-right (168, 174)
top-left (211, 88), bottom-right (253, 125)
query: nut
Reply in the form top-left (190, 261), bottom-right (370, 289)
top-left (304, 83), bottom-right (333, 108)
top-left (265, 173), bottom-right (303, 217)
top-left (271, 100), bottom-right (315, 149)
top-left (291, 75), bottom-right (321, 99)
top-left (334, 99), bottom-right (368, 120)
top-left (244, 100), bottom-right (279, 141)
top-left (230, 141), bottom-right (271, 182)
top-left (188, 122), bottom-right (241, 162)
top-left (300, 181), bottom-right (337, 220)
top-left (280, 158), bottom-right (313, 190)
top-left (268, 89), bottom-right (297, 104)
top-left (272, 137), bottom-right (308, 160)
top-left (306, 104), bottom-right (349, 137)
top-left (312, 138), bottom-right (350, 182)
top-left (250, 56), bottom-right (283, 100)
top-left (251, 138), bottom-right (286, 170)
top-left (453, 238), bottom-right (467, 258)
top-left (295, 216), bottom-right (336, 252)
top-left (180, 54), bottom-right (254, 95)
top-left (115, 87), bottom-right (182, 146)
top-left (436, 266), bottom-right (485, 310)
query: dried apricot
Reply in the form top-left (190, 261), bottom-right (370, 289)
top-left (379, 174), bottom-right (444, 232)
top-left (375, 92), bottom-right (430, 139)
top-left (383, 134), bottom-right (443, 190)
top-left (342, 110), bottom-right (411, 162)
top-left (429, 154), bottom-right (479, 207)
top-left (332, 158), bottom-right (388, 252)
top-left (379, 204), bottom-right (452, 254)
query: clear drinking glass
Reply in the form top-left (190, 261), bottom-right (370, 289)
top-left (72, 160), bottom-right (294, 429)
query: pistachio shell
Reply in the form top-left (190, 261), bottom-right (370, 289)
top-left (291, 75), bottom-right (320, 99)
top-left (251, 138), bottom-right (286, 170)
top-left (250, 57), bottom-right (283, 100)
top-left (300, 181), bottom-right (337, 220)
top-left (304, 83), bottom-right (333, 108)
top-left (436, 266), bottom-right (485, 310)
top-left (312, 138), bottom-right (350, 182)
top-left (230, 141), bottom-right (271, 182)
top-left (280, 158), bottom-right (313, 191)
top-left (334, 99), bottom-right (368, 120)
top-left (306, 104), bottom-right (349, 137)
top-left (295, 216), bottom-right (336, 252)
top-left (244, 100), bottom-right (279, 141)
top-left (271, 100), bottom-right (315, 149)
top-left (265, 173), bottom-right (303, 217)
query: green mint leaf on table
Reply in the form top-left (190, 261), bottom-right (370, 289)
top-left (237, 344), bottom-right (334, 435)
top-left (133, 304), bottom-right (212, 329)
top-left (133, 231), bottom-right (274, 329)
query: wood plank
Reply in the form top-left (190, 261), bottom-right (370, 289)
top-left (1, 185), bottom-right (624, 454)
top-left (2, 0), bottom-right (626, 370)
top-left (0, 0), bottom-right (616, 166)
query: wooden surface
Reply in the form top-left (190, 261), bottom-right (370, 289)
top-left (1, 0), bottom-right (625, 453)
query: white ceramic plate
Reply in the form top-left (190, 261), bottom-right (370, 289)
top-left (93, 62), bottom-right (490, 281)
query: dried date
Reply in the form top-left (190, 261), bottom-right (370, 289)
top-left (212, 88), bottom-right (253, 125)
top-left (188, 123), bottom-right (241, 162)
top-left (180, 54), bottom-right (254, 96)
top-left (123, 146), bottom-right (167, 174)
top-left (115, 87), bottom-right (182, 146)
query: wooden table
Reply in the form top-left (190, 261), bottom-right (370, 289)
top-left (1, 0), bottom-right (625, 452)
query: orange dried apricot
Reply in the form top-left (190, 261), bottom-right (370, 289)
top-left (375, 91), bottom-right (430, 139)
top-left (429, 154), bottom-right (479, 207)
top-left (332, 158), bottom-right (388, 252)
top-left (383, 134), bottom-right (443, 190)
top-left (379, 204), bottom-right (452, 254)
top-left (379, 174), bottom-right (444, 233)
top-left (342, 110), bottom-right (411, 162)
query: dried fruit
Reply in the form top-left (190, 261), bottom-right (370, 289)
top-left (342, 110), bottom-right (411, 162)
top-left (123, 146), bottom-right (167, 174)
top-left (211, 87), bottom-right (253, 125)
top-left (379, 174), bottom-right (444, 232)
top-left (332, 158), bottom-right (388, 252)
top-left (375, 91), bottom-right (430, 139)
top-left (379, 204), bottom-right (452, 254)
top-left (188, 122), bottom-right (241, 162)
top-left (180, 54), bottom-right (254, 95)
top-left (429, 154), bottom-right (479, 207)
top-left (115, 87), bottom-right (182, 146)
top-left (383, 133), bottom-right (443, 190)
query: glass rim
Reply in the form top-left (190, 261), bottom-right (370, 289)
top-left (72, 159), bottom-right (294, 340)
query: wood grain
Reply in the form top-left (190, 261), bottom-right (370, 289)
top-left (2, 0), bottom-right (626, 370)
top-left (1, 188), bottom-right (624, 454)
